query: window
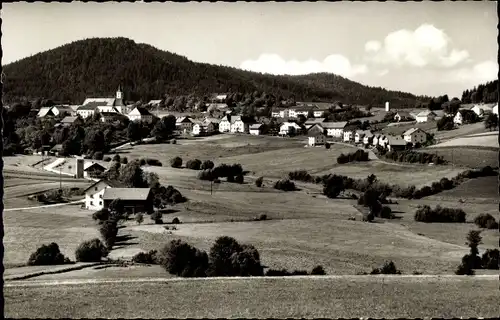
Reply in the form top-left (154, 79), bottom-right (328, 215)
top-left (91, 201), bottom-right (93, 206)
top-left (99, 201), bottom-right (102, 205)
top-left (99, 195), bottom-right (102, 199)
top-left (95, 187), bottom-right (98, 191)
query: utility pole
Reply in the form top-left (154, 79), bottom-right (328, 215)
top-left (59, 167), bottom-right (62, 190)
top-left (210, 180), bottom-right (213, 196)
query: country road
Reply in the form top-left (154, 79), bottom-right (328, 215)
top-left (5, 274), bottom-right (497, 287)
top-left (3, 199), bottom-right (85, 212)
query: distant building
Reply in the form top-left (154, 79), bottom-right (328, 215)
top-left (279, 121), bottom-right (302, 136)
top-left (37, 105), bottom-right (74, 118)
top-left (102, 188), bottom-right (153, 214)
top-left (83, 179), bottom-right (126, 211)
top-left (493, 104), bottom-right (498, 115)
top-left (100, 112), bottom-right (128, 123)
top-left (343, 127), bottom-right (356, 142)
top-left (84, 162), bottom-right (107, 179)
top-left (403, 128), bottom-right (427, 144)
top-left (470, 103), bottom-right (495, 117)
top-left (219, 115), bottom-right (232, 133)
top-left (128, 107), bottom-right (154, 123)
top-left (308, 131), bottom-right (326, 146)
top-left (394, 111), bottom-right (414, 122)
top-left (387, 137), bottom-right (407, 151)
top-left (175, 116), bottom-right (195, 133)
top-left (60, 116), bottom-right (83, 127)
top-left (78, 86), bottom-right (126, 118)
top-left (230, 116), bottom-right (251, 133)
top-left (415, 110), bottom-right (437, 123)
top-left (321, 121), bottom-right (348, 138)
top-left (249, 123), bottom-right (264, 135)
top-left (192, 119), bottom-right (217, 136)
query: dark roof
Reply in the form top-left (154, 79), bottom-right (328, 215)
top-left (83, 179), bottom-right (126, 193)
top-left (308, 131), bottom-right (325, 137)
top-left (50, 144), bottom-right (63, 151)
top-left (84, 162), bottom-right (107, 172)
top-left (79, 102), bottom-right (108, 110)
top-left (133, 107), bottom-right (152, 116)
top-left (60, 116), bottom-right (80, 124)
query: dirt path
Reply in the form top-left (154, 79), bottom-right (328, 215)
top-left (5, 274), bottom-right (497, 287)
top-left (4, 199), bottom-right (85, 212)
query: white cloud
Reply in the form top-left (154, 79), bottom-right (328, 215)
top-left (441, 60), bottom-right (498, 84)
top-left (240, 53), bottom-right (368, 78)
top-left (364, 41), bottom-right (381, 53)
top-left (365, 24), bottom-right (470, 68)
top-left (377, 69), bottom-right (389, 76)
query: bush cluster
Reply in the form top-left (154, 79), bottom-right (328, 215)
top-left (186, 159), bottom-right (202, 170)
top-left (200, 160), bottom-right (215, 170)
top-left (100, 220), bottom-right (119, 249)
top-left (337, 150), bottom-right (369, 164)
top-left (474, 214), bottom-right (499, 229)
top-left (197, 163), bottom-right (244, 181)
top-left (28, 242), bottom-right (71, 266)
top-left (255, 176), bottom-right (264, 187)
top-left (383, 150), bottom-right (446, 164)
top-left (75, 238), bottom-right (108, 262)
top-left (481, 249), bottom-right (499, 270)
top-left (370, 261), bottom-right (401, 274)
top-left (139, 158), bottom-right (163, 166)
top-left (153, 185), bottom-right (187, 205)
top-left (170, 156), bottom-right (182, 168)
top-left (414, 205), bottom-right (466, 223)
top-left (265, 265), bottom-right (326, 276)
top-left (132, 250), bottom-right (158, 264)
top-left (274, 179), bottom-right (296, 191)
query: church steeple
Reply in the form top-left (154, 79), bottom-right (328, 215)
top-left (116, 85), bottom-right (123, 100)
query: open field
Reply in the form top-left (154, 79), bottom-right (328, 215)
top-left (313, 161), bottom-right (465, 188)
top-left (5, 276), bottom-right (499, 318)
top-left (429, 132), bottom-right (498, 149)
top-left (421, 146), bottom-right (498, 168)
top-left (433, 123), bottom-right (491, 142)
top-left (429, 176), bottom-right (498, 200)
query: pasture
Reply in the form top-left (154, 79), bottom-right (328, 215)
top-left (421, 146), bottom-right (498, 168)
top-left (5, 276), bottom-right (499, 319)
top-left (429, 132), bottom-right (498, 149)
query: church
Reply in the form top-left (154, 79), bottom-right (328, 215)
top-left (76, 86), bottom-right (129, 118)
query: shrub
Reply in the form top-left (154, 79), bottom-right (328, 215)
top-left (383, 150), bottom-right (446, 165)
top-left (103, 156), bottom-right (111, 162)
top-left (362, 212), bottom-right (374, 222)
top-left (255, 214), bottom-right (267, 221)
top-left (323, 175), bottom-right (345, 198)
top-left (93, 151), bottom-right (104, 160)
top-left (75, 238), bottom-right (108, 262)
top-left (255, 176), bottom-right (264, 187)
top-left (474, 214), bottom-right (498, 229)
top-left (337, 149), bottom-right (369, 164)
top-left (132, 250), bottom-right (158, 264)
top-left (170, 156), bottom-right (183, 168)
top-left (213, 178), bottom-right (221, 184)
top-left (311, 265), bottom-right (326, 275)
top-left (481, 249), bottom-right (499, 270)
top-left (120, 157), bottom-right (128, 164)
top-left (208, 236), bottom-right (242, 276)
top-left (151, 211), bottom-right (163, 224)
top-left (235, 174), bottom-right (244, 184)
top-left (288, 170), bottom-right (314, 183)
top-left (140, 158), bottom-right (163, 167)
top-left (159, 239), bottom-right (209, 277)
top-left (172, 217), bottom-right (181, 224)
top-left (227, 175), bottom-right (235, 183)
top-left (186, 159), bottom-right (202, 170)
top-left (379, 206), bottom-right (395, 219)
top-left (92, 209), bottom-right (110, 223)
top-left (201, 160), bottom-right (215, 170)
top-left (171, 139), bottom-right (177, 144)
top-left (265, 269), bottom-right (291, 276)
top-left (229, 244), bottom-right (264, 277)
top-left (112, 154), bottom-right (121, 162)
top-left (99, 220), bottom-right (119, 249)
top-left (274, 179), bottom-right (296, 191)
top-left (414, 205), bottom-right (466, 223)
top-left (455, 263), bottom-right (475, 275)
top-left (135, 212), bottom-right (144, 225)
top-left (325, 142), bottom-right (330, 149)
top-left (370, 261), bottom-right (401, 274)
top-left (198, 169), bottom-right (214, 181)
top-left (139, 158), bottom-right (146, 166)
top-left (28, 243), bottom-right (70, 266)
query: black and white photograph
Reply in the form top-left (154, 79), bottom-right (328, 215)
top-left (1, 1), bottom-right (499, 319)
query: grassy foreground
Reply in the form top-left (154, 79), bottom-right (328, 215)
top-left (5, 276), bottom-right (498, 318)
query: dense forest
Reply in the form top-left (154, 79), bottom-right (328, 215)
top-left (3, 37), bottom-right (426, 108)
top-left (461, 80), bottom-right (498, 104)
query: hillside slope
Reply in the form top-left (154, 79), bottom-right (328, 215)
top-left (4, 37), bottom-right (423, 107)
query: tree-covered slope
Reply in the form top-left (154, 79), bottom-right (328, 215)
top-left (3, 37), bottom-right (424, 107)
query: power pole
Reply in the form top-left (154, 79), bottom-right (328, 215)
top-left (210, 180), bottom-right (213, 195)
top-left (59, 167), bottom-right (62, 190)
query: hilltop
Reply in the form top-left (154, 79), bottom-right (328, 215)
top-left (3, 37), bottom-right (424, 107)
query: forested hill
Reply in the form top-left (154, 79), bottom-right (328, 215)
top-left (3, 37), bottom-right (424, 107)
top-left (461, 80), bottom-right (498, 104)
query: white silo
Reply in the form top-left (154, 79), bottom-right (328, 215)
top-left (385, 101), bottom-right (390, 112)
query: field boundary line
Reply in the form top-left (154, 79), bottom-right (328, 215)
top-left (4, 199), bottom-right (85, 212)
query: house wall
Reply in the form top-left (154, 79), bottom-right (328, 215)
top-left (343, 131), bottom-right (353, 142)
top-left (454, 113), bottom-right (462, 125)
top-left (85, 183), bottom-right (111, 211)
top-left (313, 110), bottom-right (325, 117)
top-left (77, 110), bottom-right (95, 119)
top-left (326, 128), bottom-right (343, 138)
top-left (249, 129), bottom-right (260, 136)
top-left (219, 120), bottom-right (231, 132)
top-left (416, 116), bottom-right (427, 123)
top-left (231, 121), bottom-right (248, 133)
top-left (405, 131), bottom-right (427, 144)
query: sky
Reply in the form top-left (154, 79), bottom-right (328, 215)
top-left (2, 2), bottom-right (498, 98)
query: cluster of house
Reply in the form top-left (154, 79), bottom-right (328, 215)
top-left (270, 102), bottom-right (339, 119)
top-left (37, 86), bottom-right (156, 125)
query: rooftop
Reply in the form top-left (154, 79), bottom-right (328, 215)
top-left (103, 188), bottom-right (152, 201)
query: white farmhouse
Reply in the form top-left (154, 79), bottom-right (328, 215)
top-left (322, 121), bottom-right (348, 138)
top-left (308, 131), bottom-right (326, 146)
top-left (403, 128), bottom-right (427, 145)
top-left (192, 119), bottom-right (217, 136)
top-left (176, 116), bottom-right (195, 133)
top-left (128, 107), bottom-right (154, 123)
top-left (471, 103), bottom-right (495, 117)
top-left (78, 86), bottom-right (127, 118)
top-left (219, 115), bottom-right (232, 133)
top-left (37, 105), bottom-right (75, 118)
top-left (230, 116), bottom-right (250, 133)
top-left (415, 110), bottom-right (437, 123)
top-left (83, 179), bottom-right (125, 211)
top-left (249, 123), bottom-right (264, 135)
top-left (279, 122), bottom-right (302, 136)
top-left (343, 128), bottom-right (355, 142)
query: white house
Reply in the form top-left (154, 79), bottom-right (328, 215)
top-left (128, 107), bottom-right (154, 123)
top-left (471, 104), bottom-right (495, 117)
top-left (83, 179), bottom-right (125, 211)
top-left (321, 121), bottom-right (348, 138)
top-left (363, 132), bottom-right (374, 145)
top-left (308, 131), bottom-right (326, 146)
top-left (394, 111), bottom-right (414, 122)
top-left (78, 86), bottom-right (126, 118)
top-left (176, 116), bottom-right (195, 133)
top-left (84, 162), bottom-right (107, 179)
top-left (415, 110), bottom-right (437, 123)
top-left (279, 122), bottom-right (302, 136)
top-left (230, 116), bottom-right (251, 133)
top-left (219, 115), bottom-right (232, 133)
top-left (403, 128), bottom-right (427, 145)
top-left (192, 119), bottom-right (216, 136)
top-left (343, 128), bottom-right (355, 142)
top-left (355, 130), bottom-right (371, 144)
top-left (271, 109), bottom-right (291, 118)
top-left (37, 105), bottom-right (74, 118)
top-left (249, 123), bottom-right (264, 135)
top-left (387, 137), bottom-right (407, 151)
top-left (372, 134), bottom-right (382, 147)
top-left (378, 135), bottom-right (389, 148)
top-left (493, 104), bottom-right (498, 115)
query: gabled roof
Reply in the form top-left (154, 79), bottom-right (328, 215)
top-left (148, 100), bottom-right (163, 105)
top-left (304, 118), bottom-right (326, 124)
top-left (356, 130), bottom-right (371, 136)
top-left (78, 103), bottom-right (104, 111)
top-left (84, 162), bottom-right (107, 171)
top-left (129, 107), bottom-right (152, 116)
top-left (403, 128), bottom-right (426, 136)
top-left (60, 116), bottom-right (80, 124)
top-left (103, 188), bottom-right (152, 201)
top-left (416, 110), bottom-right (437, 117)
top-left (230, 115), bottom-right (243, 123)
top-left (220, 115), bottom-right (231, 122)
top-left (321, 121), bottom-right (348, 129)
top-left (473, 103), bottom-right (495, 110)
top-left (51, 144), bottom-right (63, 151)
top-left (176, 116), bottom-right (193, 123)
top-left (250, 123), bottom-right (263, 130)
top-left (395, 111), bottom-right (413, 118)
top-left (83, 179), bottom-right (126, 193)
top-left (308, 130), bottom-right (325, 137)
top-left (37, 107), bottom-right (55, 117)
top-left (82, 98), bottom-right (116, 107)
top-left (388, 137), bottom-right (407, 146)
top-left (101, 112), bottom-right (126, 118)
